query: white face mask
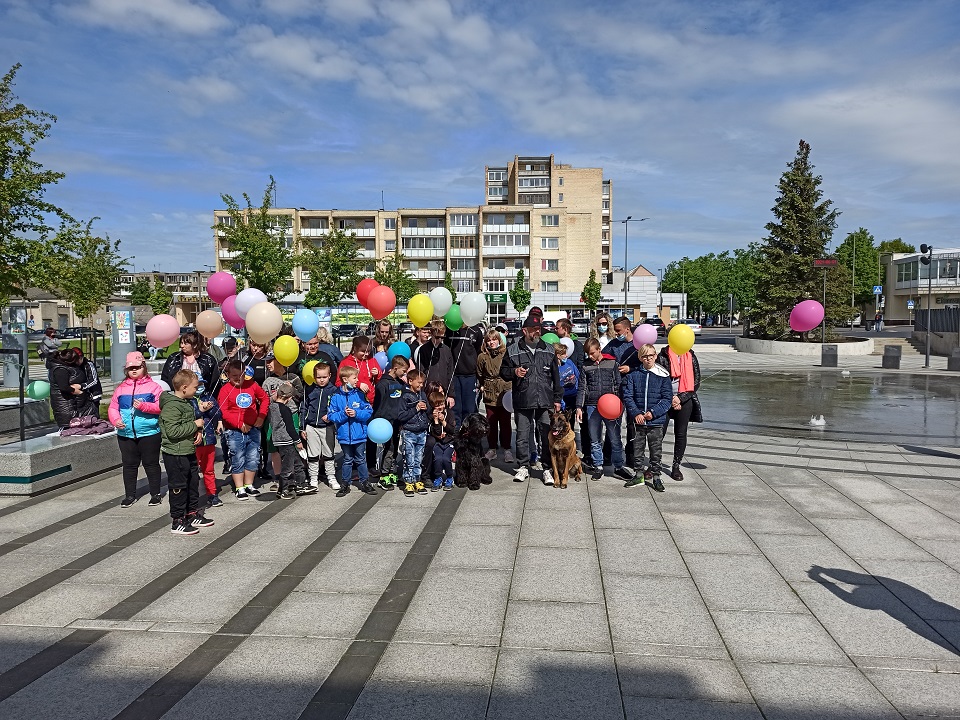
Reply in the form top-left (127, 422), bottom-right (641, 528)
top-left (598, 324), bottom-right (608, 333)
top-left (343, 381), bottom-right (355, 390)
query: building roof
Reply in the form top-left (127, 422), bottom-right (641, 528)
top-left (628, 264), bottom-right (655, 277)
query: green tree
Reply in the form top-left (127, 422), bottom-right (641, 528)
top-left (834, 228), bottom-right (879, 315)
top-left (375, 253), bottom-right (419, 304)
top-left (581, 269), bottom-right (602, 312)
top-left (878, 238), bottom-right (915, 254)
top-left (51, 218), bottom-right (126, 321)
top-left (508, 270), bottom-right (531, 314)
top-left (752, 139), bottom-right (842, 337)
top-left (128, 277), bottom-right (152, 306)
top-left (300, 228), bottom-right (363, 308)
top-left (148, 277), bottom-right (173, 316)
top-left (214, 176), bottom-right (295, 301)
top-left (443, 272), bottom-right (457, 304)
top-left (0, 63), bottom-right (73, 302)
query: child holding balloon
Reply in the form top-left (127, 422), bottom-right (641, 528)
top-left (337, 336), bottom-right (381, 404)
top-left (576, 338), bottom-right (632, 481)
top-left (369, 355), bottom-right (410, 490)
top-left (328, 365), bottom-right (376, 497)
top-left (300, 362), bottom-right (340, 492)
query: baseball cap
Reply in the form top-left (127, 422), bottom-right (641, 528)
top-left (264, 352), bottom-right (276, 362)
top-left (124, 351), bottom-right (146, 369)
top-left (222, 337), bottom-right (238, 350)
top-left (522, 316), bottom-right (541, 329)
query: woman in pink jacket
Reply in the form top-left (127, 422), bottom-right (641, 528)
top-left (107, 352), bottom-right (165, 508)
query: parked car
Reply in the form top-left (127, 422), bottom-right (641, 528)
top-left (643, 317), bottom-right (667, 337)
top-left (676, 318), bottom-right (702, 335)
top-left (503, 320), bottom-right (522, 342)
top-left (572, 319), bottom-right (590, 337)
top-left (333, 323), bottom-right (360, 339)
top-left (397, 321), bottom-right (415, 337)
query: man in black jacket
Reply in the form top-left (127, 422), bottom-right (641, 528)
top-left (446, 322), bottom-right (483, 428)
top-left (413, 320), bottom-right (455, 395)
top-left (500, 316), bottom-right (561, 485)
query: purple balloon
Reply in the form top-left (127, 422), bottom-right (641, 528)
top-left (207, 272), bottom-right (237, 304)
top-left (790, 300), bottom-right (825, 333)
top-left (633, 323), bottom-right (658, 347)
top-left (221, 294), bottom-right (245, 330)
top-left (374, 351), bottom-right (388, 368)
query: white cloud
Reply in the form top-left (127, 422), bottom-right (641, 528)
top-left (62, 0), bottom-right (229, 34)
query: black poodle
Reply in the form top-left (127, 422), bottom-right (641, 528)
top-left (454, 413), bottom-right (492, 491)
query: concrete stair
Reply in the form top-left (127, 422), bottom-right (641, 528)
top-left (871, 337), bottom-right (922, 356)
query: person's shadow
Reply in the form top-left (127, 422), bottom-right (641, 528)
top-left (808, 565), bottom-right (960, 656)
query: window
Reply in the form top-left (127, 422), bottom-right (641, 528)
top-left (457, 280), bottom-right (475, 292)
top-left (364, 240), bottom-right (375, 251)
top-left (602, 200), bottom-right (610, 209)
top-left (513, 259), bottom-right (526, 270)
top-left (558, 177), bottom-right (564, 186)
top-left (541, 259), bottom-right (559, 272)
top-left (487, 259), bottom-right (506, 270)
top-left (385, 239), bottom-right (396, 252)
top-left (486, 214), bottom-right (506, 225)
top-left (402, 237), bottom-right (445, 250)
top-left (363, 218), bottom-right (374, 229)
top-left (217, 216), bottom-right (235, 227)
top-left (557, 193), bottom-right (563, 203)
top-left (541, 282), bottom-right (559, 292)
top-left (449, 214), bottom-right (477, 227)
top-left (407, 260), bottom-right (445, 271)
top-left (302, 217), bottom-right (328, 230)
top-left (488, 170), bottom-right (506, 181)
top-left (518, 194), bottom-right (550, 205)
top-left (898, 261), bottom-right (918, 283)
top-left (364, 263), bottom-right (376, 273)
top-left (482, 234), bottom-right (529, 247)
top-left (512, 214), bottom-right (528, 225)
top-left (484, 280), bottom-right (506, 292)
top-left (541, 237), bottom-right (559, 250)
top-left (339, 219), bottom-right (356, 230)
top-left (426, 217), bottom-right (444, 228)
top-left (451, 236), bottom-right (476, 249)
top-left (384, 218), bottom-right (396, 230)
top-left (452, 259), bottom-right (476, 271)
top-left (487, 186), bottom-right (508, 197)
top-left (518, 177), bottom-right (550, 188)
top-left (407, 218), bottom-right (418, 228)
top-left (541, 215), bottom-right (559, 227)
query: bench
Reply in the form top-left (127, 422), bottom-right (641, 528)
top-left (0, 431), bottom-right (122, 495)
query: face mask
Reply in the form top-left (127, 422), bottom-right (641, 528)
top-left (598, 324), bottom-right (608, 333)
top-left (616, 334), bottom-right (626, 342)
top-left (344, 381), bottom-right (355, 390)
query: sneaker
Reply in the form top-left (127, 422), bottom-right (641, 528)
top-left (207, 495), bottom-right (224, 508)
top-left (624, 476), bottom-right (646, 488)
top-left (361, 483), bottom-right (378, 495)
top-left (335, 484), bottom-right (351, 498)
top-left (443, 477), bottom-right (454, 490)
top-left (513, 466), bottom-right (529, 483)
top-left (591, 468), bottom-right (603, 481)
top-left (191, 515), bottom-right (215, 527)
top-left (652, 476), bottom-right (666, 492)
top-left (484, 449), bottom-right (497, 460)
top-left (504, 450), bottom-right (515, 463)
top-left (542, 469), bottom-right (554, 486)
top-left (328, 479), bottom-right (342, 491)
top-left (269, 483), bottom-right (279, 492)
top-left (431, 478), bottom-right (442, 492)
top-left (379, 474), bottom-right (396, 491)
top-left (171, 521), bottom-right (199, 536)
top-left (415, 482), bottom-right (429, 495)
top-left (279, 488), bottom-right (296, 500)
top-left (234, 488), bottom-right (248, 500)
top-left (531, 461), bottom-right (543, 471)
top-left (120, 496), bottom-right (138, 509)
top-left (148, 495), bottom-right (163, 506)
top-left (403, 482), bottom-right (416, 497)
top-left (245, 485), bottom-right (261, 496)
top-left (614, 466), bottom-right (635, 481)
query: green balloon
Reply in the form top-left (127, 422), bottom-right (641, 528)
top-left (444, 304), bottom-right (463, 331)
top-left (541, 332), bottom-right (560, 345)
top-left (27, 380), bottom-right (50, 400)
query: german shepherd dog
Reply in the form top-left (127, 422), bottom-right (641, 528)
top-left (549, 411), bottom-right (582, 489)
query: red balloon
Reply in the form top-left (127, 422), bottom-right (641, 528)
top-left (597, 393), bottom-right (623, 420)
top-left (366, 285), bottom-right (396, 321)
top-left (356, 278), bottom-right (379, 308)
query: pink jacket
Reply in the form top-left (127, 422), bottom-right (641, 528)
top-left (108, 375), bottom-right (164, 438)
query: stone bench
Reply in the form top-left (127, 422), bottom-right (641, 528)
top-left (0, 431), bottom-right (121, 495)
top-left (0, 397), bottom-right (51, 433)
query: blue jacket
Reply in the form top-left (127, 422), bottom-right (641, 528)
top-left (327, 386), bottom-right (373, 444)
top-left (621, 366), bottom-right (673, 427)
top-left (300, 383), bottom-right (337, 428)
top-left (558, 358), bottom-right (580, 406)
top-left (396, 386), bottom-right (428, 433)
top-left (191, 394), bottom-right (219, 446)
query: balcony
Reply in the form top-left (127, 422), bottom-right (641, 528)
top-left (359, 249), bottom-right (377, 258)
top-left (300, 228), bottom-right (329, 237)
top-left (481, 224), bottom-right (530, 233)
top-left (448, 225), bottom-right (478, 235)
top-left (410, 269), bottom-right (445, 280)
top-left (450, 270), bottom-right (478, 279)
top-left (482, 245), bottom-right (530, 256)
top-left (517, 168), bottom-right (549, 176)
top-left (218, 249), bottom-right (238, 259)
top-left (483, 268), bottom-right (526, 278)
top-left (401, 226), bottom-right (445, 236)
top-left (340, 227), bottom-right (376, 238)
top-left (450, 247), bottom-right (478, 257)
top-left (401, 247), bottom-right (446, 258)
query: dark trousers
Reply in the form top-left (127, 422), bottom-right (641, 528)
top-left (635, 423), bottom-right (665, 476)
top-left (452, 375), bottom-right (478, 427)
top-left (515, 407), bottom-right (551, 468)
top-left (162, 452), bottom-right (199, 520)
top-left (625, 418), bottom-right (639, 468)
top-left (421, 434), bottom-right (436, 483)
top-left (433, 442), bottom-right (455, 479)
top-left (664, 398), bottom-right (694, 464)
top-left (367, 432), bottom-right (400, 478)
top-left (118, 433), bottom-right (163, 499)
top-left (341, 443), bottom-right (368, 484)
top-left (486, 405), bottom-right (512, 451)
top-left (277, 444), bottom-right (306, 491)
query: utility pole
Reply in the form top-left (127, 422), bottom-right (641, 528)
top-left (619, 217), bottom-right (648, 320)
top-left (920, 244), bottom-right (934, 368)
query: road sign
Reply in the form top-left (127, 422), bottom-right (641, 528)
top-left (907, 300), bottom-right (915, 309)
top-left (873, 285), bottom-right (883, 295)
top-left (813, 258), bottom-right (838, 267)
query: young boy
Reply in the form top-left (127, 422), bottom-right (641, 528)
top-left (397, 369), bottom-right (429, 497)
top-left (267, 381), bottom-right (307, 499)
top-left (555, 342), bottom-right (580, 420)
top-left (262, 352), bottom-right (305, 491)
top-left (327, 365), bottom-right (376, 497)
top-left (370, 355), bottom-right (410, 490)
top-left (621, 343), bottom-right (673, 492)
top-left (576, 338), bottom-right (632, 481)
top-left (428, 389), bottom-right (455, 491)
top-left (217, 359), bottom-right (268, 500)
top-left (159, 370), bottom-right (214, 535)
top-left (300, 362), bottom-right (339, 492)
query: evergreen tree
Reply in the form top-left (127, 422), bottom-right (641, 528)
top-left (300, 228), bottom-right (363, 308)
top-left (374, 253), bottom-right (419, 304)
top-left (508, 270), bottom-right (531, 315)
top-left (443, 272), bottom-right (457, 304)
top-left (581, 269), bottom-right (602, 312)
top-left (753, 140), bottom-right (842, 337)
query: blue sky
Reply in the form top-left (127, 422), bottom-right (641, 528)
top-left (3, 0), bottom-right (959, 276)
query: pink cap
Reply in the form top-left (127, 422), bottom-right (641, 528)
top-left (125, 351), bottom-right (146, 369)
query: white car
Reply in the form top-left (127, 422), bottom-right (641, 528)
top-left (679, 319), bottom-right (702, 335)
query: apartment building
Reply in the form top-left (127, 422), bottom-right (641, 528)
top-left (117, 270), bottom-right (216, 325)
top-left (214, 154), bottom-right (613, 322)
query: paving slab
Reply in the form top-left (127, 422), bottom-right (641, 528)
top-left (588, 491), bottom-right (668, 531)
top-left (855, 558), bottom-right (960, 622)
top-left (371, 642), bottom-right (499, 686)
top-left (432, 523), bottom-right (520, 570)
top-left (596, 528), bottom-right (688, 577)
top-left (616, 653), bottom-right (752, 703)
top-left (683, 552), bottom-right (807, 612)
top-left (296, 540), bottom-right (409, 594)
top-left (712, 609), bottom-right (852, 666)
top-left (518, 508), bottom-right (596, 549)
top-left (510, 546), bottom-right (603, 603)
top-left (0, 624), bottom-right (74, 674)
top-left (660, 512), bottom-right (760, 555)
top-left (622, 697), bottom-right (763, 720)
top-left (749, 532), bottom-right (873, 583)
top-left (809, 517), bottom-right (938, 562)
top-left (722, 499), bottom-right (820, 536)
top-left (863, 667), bottom-right (960, 717)
top-left (502, 599), bottom-right (612, 652)
top-left (349, 679), bottom-right (490, 720)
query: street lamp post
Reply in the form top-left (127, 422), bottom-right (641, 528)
top-left (919, 244), bottom-right (934, 368)
top-left (620, 216), bottom-right (648, 319)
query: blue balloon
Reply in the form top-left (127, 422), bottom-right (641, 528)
top-left (292, 309), bottom-right (320, 342)
top-left (374, 351), bottom-right (388, 369)
top-left (368, 417), bottom-right (393, 444)
top-left (387, 341), bottom-right (411, 361)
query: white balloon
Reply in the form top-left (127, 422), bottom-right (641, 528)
top-left (155, 379), bottom-right (171, 392)
top-left (501, 390), bottom-right (513, 413)
top-left (459, 292), bottom-right (487, 326)
top-left (559, 337), bottom-right (575, 356)
top-left (429, 286), bottom-right (453, 316)
top-left (234, 288), bottom-right (268, 318)
top-left (245, 301), bottom-right (284, 344)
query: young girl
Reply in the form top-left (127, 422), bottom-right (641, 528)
top-left (429, 390), bottom-right (456, 491)
top-left (337, 335), bottom-right (381, 404)
top-left (108, 351), bottom-right (165, 508)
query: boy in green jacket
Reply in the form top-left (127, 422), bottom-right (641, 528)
top-left (160, 369), bottom-right (214, 535)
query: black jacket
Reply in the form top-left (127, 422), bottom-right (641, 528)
top-left (161, 352), bottom-right (219, 391)
top-left (499, 339), bottom-right (561, 410)
top-left (412, 342), bottom-right (455, 389)
top-left (50, 358), bottom-right (99, 428)
top-left (372, 374), bottom-right (407, 423)
top-left (300, 383), bottom-right (337, 428)
top-left (445, 324), bottom-right (483, 376)
top-left (397, 387), bottom-right (429, 433)
top-left (576, 352), bottom-right (620, 408)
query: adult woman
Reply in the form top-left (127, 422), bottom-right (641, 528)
top-left (592, 312), bottom-right (615, 350)
top-left (337, 335), bottom-right (381, 403)
top-left (370, 319), bottom-right (395, 355)
top-left (656, 344), bottom-right (702, 481)
top-left (107, 351), bottom-right (165, 507)
top-left (49, 348), bottom-right (100, 429)
top-left (476, 327), bottom-right (513, 462)
top-left (315, 327), bottom-right (344, 365)
top-left (160, 331), bottom-right (218, 391)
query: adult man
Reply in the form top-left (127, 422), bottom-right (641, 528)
top-left (38, 328), bottom-right (62, 374)
top-left (413, 320), bottom-right (455, 398)
top-left (294, 335), bottom-right (336, 377)
top-left (500, 316), bottom-right (561, 485)
top-left (446, 322), bottom-right (483, 426)
top-left (605, 316), bottom-right (642, 473)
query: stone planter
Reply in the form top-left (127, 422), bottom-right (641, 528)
top-left (734, 337), bottom-right (874, 356)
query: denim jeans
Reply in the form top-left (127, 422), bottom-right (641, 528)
top-left (341, 442), bottom-right (368, 484)
top-left (401, 430), bottom-right (426, 484)
top-left (586, 405), bottom-right (624, 468)
top-left (224, 427), bottom-right (261, 474)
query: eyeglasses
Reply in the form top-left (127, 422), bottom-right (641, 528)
top-left (641, 354), bottom-right (656, 359)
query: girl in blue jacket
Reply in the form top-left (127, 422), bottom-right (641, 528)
top-left (327, 365), bottom-right (375, 497)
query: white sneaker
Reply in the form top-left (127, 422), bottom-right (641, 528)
top-left (309, 480), bottom-right (319, 489)
top-left (328, 480), bottom-right (341, 491)
top-left (543, 469), bottom-right (554, 486)
top-left (504, 450), bottom-right (515, 463)
top-left (531, 461), bottom-right (543, 471)
top-left (513, 466), bottom-right (529, 483)
top-left (484, 449), bottom-right (497, 460)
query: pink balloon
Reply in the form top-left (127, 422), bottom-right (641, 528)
top-left (221, 295), bottom-right (245, 330)
top-left (633, 323), bottom-right (658, 347)
top-left (207, 272), bottom-right (237, 304)
top-left (790, 300), bottom-right (825, 333)
top-left (145, 314), bottom-right (181, 348)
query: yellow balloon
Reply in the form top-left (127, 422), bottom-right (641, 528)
top-left (407, 293), bottom-right (435, 328)
top-left (273, 335), bottom-right (299, 367)
top-left (302, 360), bottom-right (319, 385)
top-left (668, 323), bottom-right (695, 355)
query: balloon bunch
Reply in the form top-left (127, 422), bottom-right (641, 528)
top-left (403, 287), bottom-right (488, 331)
top-left (357, 278), bottom-right (397, 320)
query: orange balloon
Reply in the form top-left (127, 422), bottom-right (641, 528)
top-left (366, 285), bottom-right (396, 321)
top-left (597, 393), bottom-right (623, 420)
